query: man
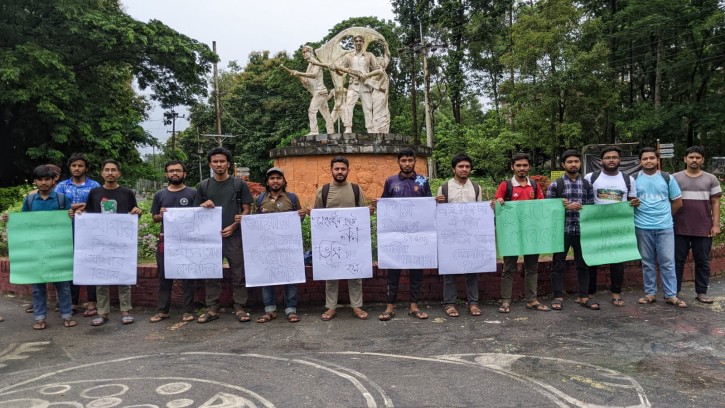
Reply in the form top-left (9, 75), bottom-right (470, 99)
top-left (3, 165), bottom-right (75, 329)
top-left (546, 150), bottom-right (596, 310)
top-left (55, 153), bottom-right (101, 317)
top-left (375, 148), bottom-right (432, 321)
top-left (194, 147), bottom-right (253, 323)
top-left (85, 160), bottom-right (142, 326)
top-left (433, 153), bottom-right (483, 317)
top-left (149, 160), bottom-right (198, 323)
top-left (673, 146), bottom-right (722, 303)
top-left (334, 35), bottom-right (381, 133)
top-left (313, 156), bottom-right (369, 321)
top-left (584, 146), bottom-right (639, 306)
top-left (285, 46), bottom-right (335, 135)
top-left (254, 167), bottom-right (306, 324)
top-left (493, 153), bottom-right (548, 313)
top-left (634, 147), bottom-right (686, 307)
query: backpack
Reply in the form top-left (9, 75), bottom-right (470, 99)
top-left (198, 177), bottom-right (248, 209)
top-left (504, 179), bottom-right (540, 201)
top-left (321, 183), bottom-right (361, 208)
top-left (24, 192), bottom-right (66, 211)
top-left (441, 180), bottom-right (481, 203)
top-left (551, 177), bottom-right (591, 199)
top-left (255, 191), bottom-right (300, 212)
top-left (631, 170), bottom-right (671, 185)
top-left (590, 170), bottom-right (631, 193)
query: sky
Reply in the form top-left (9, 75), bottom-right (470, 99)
top-left (121, 0), bottom-right (396, 152)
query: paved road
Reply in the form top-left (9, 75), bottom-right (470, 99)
top-left (1, 277), bottom-right (723, 407)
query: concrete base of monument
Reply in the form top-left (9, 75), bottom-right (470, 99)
top-left (270, 133), bottom-right (431, 207)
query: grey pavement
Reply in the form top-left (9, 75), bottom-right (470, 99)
top-left (0, 277), bottom-right (723, 407)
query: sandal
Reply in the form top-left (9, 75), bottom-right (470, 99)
top-left (91, 316), bottom-right (109, 326)
top-left (408, 310), bottom-right (428, 320)
top-left (638, 295), bottom-right (656, 304)
top-left (121, 314), bottom-right (134, 325)
top-left (149, 313), bottom-right (170, 323)
top-left (181, 313), bottom-right (195, 322)
top-left (498, 303), bottom-right (510, 313)
top-left (256, 312), bottom-right (277, 323)
top-left (286, 313), bottom-right (300, 323)
top-left (550, 298), bottom-right (563, 311)
top-left (234, 309), bottom-right (251, 323)
top-left (444, 305), bottom-right (460, 317)
top-left (83, 308), bottom-right (98, 317)
top-left (352, 308), bottom-right (369, 320)
top-left (321, 309), bottom-right (336, 321)
top-left (197, 312), bottom-right (219, 324)
top-left (33, 320), bottom-right (46, 330)
top-left (696, 295), bottom-right (714, 304)
top-left (665, 297), bottom-right (688, 308)
top-left (378, 311), bottom-right (395, 321)
top-left (25, 306), bottom-right (34, 313)
top-left (526, 302), bottom-right (550, 312)
top-left (580, 299), bottom-right (601, 310)
top-left (468, 304), bottom-right (482, 316)
top-left (63, 319), bottom-right (77, 328)
top-left (611, 297), bottom-right (625, 307)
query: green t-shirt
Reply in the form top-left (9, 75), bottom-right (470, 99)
top-left (194, 177), bottom-right (253, 235)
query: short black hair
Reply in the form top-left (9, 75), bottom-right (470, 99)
top-left (600, 146), bottom-right (621, 159)
top-left (398, 148), bottom-right (416, 160)
top-left (684, 145), bottom-right (705, 157)
top-left (32, 165), bottom-right (55, 180)
top-left (451, 153), bottom-right (472, 168)
top-left (67, 153), bottom-right (89, 168)
top-left (639, 147), bottom-right (658, 159)
top-left (207, 147), bottom-right (233, 164)
top-left (510, 153), bottom-right (531, 165)
top-left (165, 160), bottom-right (187, 172)
top-left (330, 156), bottom-right (349, 168)
top-left (101, 159), bottom-right (121, 171)
top-left (560, 149), bottom-right (582, 164)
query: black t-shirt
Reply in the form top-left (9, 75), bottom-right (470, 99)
top-left (151, 187), bottom-right (198, 214)
top-left (194, 177), bottom-right (252, 235)
top-left (86, 186), bottom-right (138, 214)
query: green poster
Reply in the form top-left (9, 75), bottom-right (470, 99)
top-left (495, 199), bottom-right (565, 256)
top-left (580, 202), bottom-right (641, 266)
top-left (7, 211), bottom-right (74, 284)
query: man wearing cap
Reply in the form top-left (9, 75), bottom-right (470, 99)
top-left (254, 167), bottom-right (306, 323)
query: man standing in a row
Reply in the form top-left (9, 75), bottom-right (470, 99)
top-left (673, 146), bottom-right (721, 304)
top-left (195, 147), bottom-right (253, 323)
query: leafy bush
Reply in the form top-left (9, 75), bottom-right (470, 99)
top-left (0, 185), bottom-right (33, 213)
top-left (136, 199), bottom-right (160, 262)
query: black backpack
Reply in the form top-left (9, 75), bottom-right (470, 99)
top-left (504, 179), bottom-right (540, 201)
top-left (441, 180), bottom-right (481, 202)
top-left (321, 183), bottom-right (361, 208)
top-left (24, 192), bottom-right (66, 211)
top-left (198, 177), bottom-right (249, 208)
top-left (255, 191), bottom-right (300, 212)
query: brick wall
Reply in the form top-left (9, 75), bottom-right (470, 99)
top-left (2, 244), bottom-right (723, 308)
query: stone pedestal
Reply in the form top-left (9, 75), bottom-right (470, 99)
top-left (270, 133), bottom-right (431, 206)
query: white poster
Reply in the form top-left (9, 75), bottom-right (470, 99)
top-left (163, 207), bottom-right (223, 279)
top-left (241, 211), bottom-right (306, 287)
top-left (310, 207), bottom-right (373, 280)
top-left (73, 213), bottom-right (138, 285)
top-left (436, 202), bottom-right (497, 274)
top-left (376, 197), bottom-right (437, 269)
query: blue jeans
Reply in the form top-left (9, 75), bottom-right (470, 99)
top-left (33, 281), bottom-right (73, 321)
top-left (261, 284), bottom-right (297, 315)
top-left (635, 228), bottom-right (677, 298)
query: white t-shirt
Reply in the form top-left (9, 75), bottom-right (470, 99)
top-left (584, 172), bottom-right (637, 205)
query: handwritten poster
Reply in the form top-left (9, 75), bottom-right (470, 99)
top-left (163, 207), bottom-right (223, 279)
top-left (241, 211), bottom-right (305, 287)
top-left (310, 207), bottom-right (373, 280)
top-left (73, 213), bottom-right (138, 285)
top-left (580, 202), bottom-right (641, 266)
top-left (495, 199), bottom-right (565, 256)
top-left (8, 211), bottom-right (73, 284)
top-left (377, 197), bottom-right (437, 269)
top-left (436, 202), bottom-right (497, 274)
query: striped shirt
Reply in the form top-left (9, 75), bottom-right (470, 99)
top-left (673, 171), bottom-right (722, 236)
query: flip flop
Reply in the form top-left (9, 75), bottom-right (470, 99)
top-left (149, 313), bottom-right (170, 323)
top-left (121, 314), bottom-right (134, 324)
top-left (378, 311), bottom-right (395, 321)
top-left (63, 319), bottom-right (77, 328)
top-left (580, 299), bottom-right (601, 310)
top-left (611, 298), bottom-right (625, 307)
top-left (234, 309), bottom-right (251, 323)
top-left (83, 308), bottom-right (98, 317)
top-left (33, 320), bottom-right (46, 330)
top-left (286, 313), bottom-right (300, 323)
top-left (444, 305), bottom-right (460, 317)
top-left (638, 296), bottom-right (656, 304)
top-left (696, 295), bottom-right (714, 304)
top-left (181, 313), bottom-right (195, 322)
top-left (550, 298), bottom-right (563, 311)
top-left (197, 312), bottom-right (219, 324)
top-left (321, 309), bottom-right (336, 321)
top-left (352, 308), bottom-right (369, 320)
top-left (408, 310), bottom-right (428, 320)
top-left (665, 298), bottom-right (688, 308)
top-left (91, 316), bottom-right (109, 326)
top-left (256, 312), bottom-right (277, 323)
top-left (526, 302), bottom-right (550, 312)
top-left (498, 303), bottom-right (510, 313)
top-left (468, 304), bottom-right (482, 316)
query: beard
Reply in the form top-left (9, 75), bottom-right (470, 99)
top-left (168, 178), bottom-right (185, 185)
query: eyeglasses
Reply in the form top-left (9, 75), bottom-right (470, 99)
top-left (602, 156), bottom-right (620, 161)
top-left (166, 169), bottom-right (185, 174)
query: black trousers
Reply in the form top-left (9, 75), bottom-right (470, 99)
top-left (551, 234), bottom-right (589, 298)
top-left (386, 269), bottom-right (424, 304)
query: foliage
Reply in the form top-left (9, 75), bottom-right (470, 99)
top-left (0, 185), bottom-right (33, 213)
top-left (136, 199), bottom-right (160, 262)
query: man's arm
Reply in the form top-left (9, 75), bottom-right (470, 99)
top-left (711, 195), bottom-right (721, 236)
top-left (670, 197), bottom-right (683, 214)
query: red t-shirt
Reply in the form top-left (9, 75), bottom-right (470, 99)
top-left (495, 177), bottom-right (544, 201)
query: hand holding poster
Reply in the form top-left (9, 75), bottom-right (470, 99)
top-left (7, 211), bottom-right (73, 284)
top-left (495, 199), bottom-right (565, 256)
top-left (163, 207), bottom-right (223, 279)
top-left (310, 207), bottom-right (373, 280)
top-left (73, 213), bottom-right (138, 285)
top-left (436, 202), bottom-right (497, 274)
top-left (580, 202), bottom-right (641, 266)
top-left (377, 197), bottom-right (437, 269)
top-left (241, 211), bottom-right (306, 287)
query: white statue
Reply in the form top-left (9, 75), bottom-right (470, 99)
top-left (281, 46), bottom-right (335, 135)
top-left (369, 42), bottom-right (391, 133)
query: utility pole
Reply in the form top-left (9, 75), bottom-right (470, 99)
top-left (165, 109), bottom-right (185, 152)
top-left (213, 41), bottom-right (223, 146)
